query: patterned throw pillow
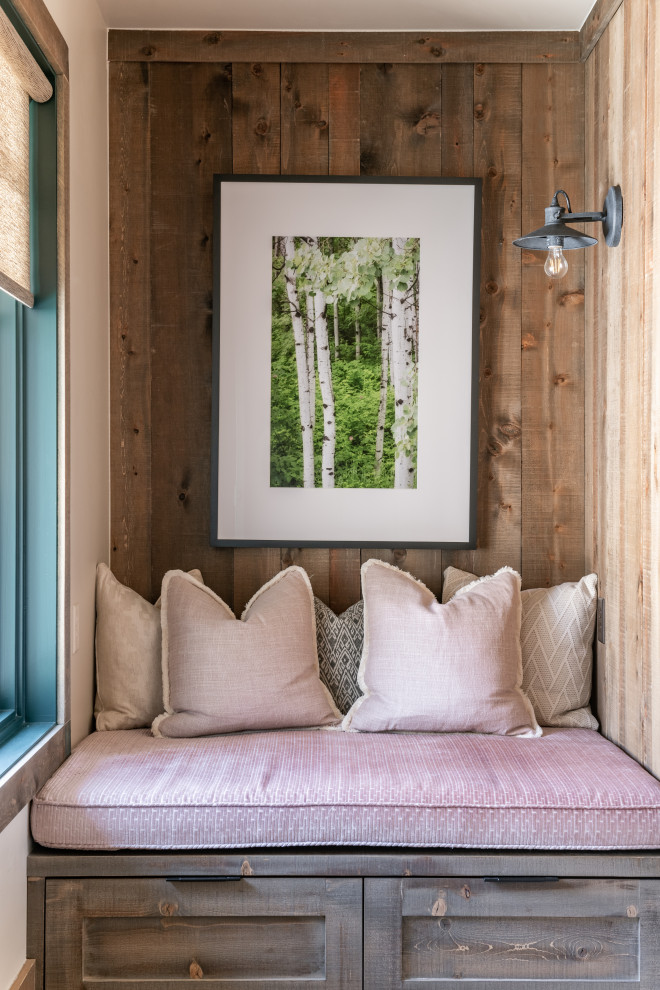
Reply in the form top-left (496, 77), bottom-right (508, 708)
top-left (314, 597), bottom-right (364, 715)
top-left (443, 566), bottom-right (599, 730)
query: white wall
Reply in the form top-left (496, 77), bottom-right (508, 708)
top-left (0, 808), bottom-right (30, 989)
top-left (0, 0), bottom-right (109, 986)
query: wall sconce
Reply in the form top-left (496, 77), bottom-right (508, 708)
top-left (513, 185), bottom-right (623, 279)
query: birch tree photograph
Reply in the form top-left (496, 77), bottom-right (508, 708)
top-left (270, 235), bottom-right (420, 490)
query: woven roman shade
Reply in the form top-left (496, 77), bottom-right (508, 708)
top-left (0, 8), bottom-right (52, 308)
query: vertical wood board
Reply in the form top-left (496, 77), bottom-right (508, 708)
top-left (520, 63), bottom-right (585, 589)
top-left (109, 61), bottom-right (152, 599)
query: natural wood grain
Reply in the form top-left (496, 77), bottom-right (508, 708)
top-left (617, 0), bottom-right (646, 765)
top-left (520, 63), bottom-right (585, 588)
top-left (148, 62), bottom-right (234, 605)
top-left (440, 63), bottom-right (473, 178)
top-left (109, 61), bottom-right (152, 599)
top-left (232, 62), bottom-right (280, 173)
top-left (108, 29), bottom-right (580, 65)
top-left (9, 961), bottom-right (35, 990)
top-left (603, 7), bottom-right (625, 749)
top-left (281, 63), bottom-right (329, 174)
top-left (0, 725), bottom-right (67, 834)
top-left (329, 64), bottom-right (360, 175)
top-left (360, 63), bottom-right (441, 176)
top-left (580, 0), bottom-right (626, 61)
top-left (26, 877), bottom-right (44, 990)
top-left (45, 877), bottom-right (362, 989)
top-left (27, 848), bottom-right (660, 881)
top-left (443, 64), bottom-right (522, 580)
top-left (232, 547), bottom-right (282, 615)
top-left (10, 0), bottom-right (68, 76)
top-left (644, 0), bottom-right (660, 779)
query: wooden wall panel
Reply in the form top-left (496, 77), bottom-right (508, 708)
top-left (444, 64), bottom-right (523, 580)
top-left (109, 49), bottom-right (586, 622)
top-left (109, 61), bottom-right (152, 599)
top-left (586, 0), bottom-right (660, 775)
top-left (520, 63), bottom-right (585, 588)
top-left (149, 62), bottom-right (234, 605)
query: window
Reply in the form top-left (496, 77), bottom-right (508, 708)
top-left (0, 0), bottom-right (58, 778)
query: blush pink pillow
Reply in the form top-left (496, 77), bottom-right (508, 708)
top-left (342, 560), bottom-right (541, 737)
top-left (153, 567), bottom-right (341, 737)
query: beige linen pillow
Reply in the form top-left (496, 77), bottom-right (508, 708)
top-left (94, 563), bottom-right (203, 730)
top-left (442, 566), bottom-right (598, 729)
top-left (343, 560), bottom-right (541, 737)
top-left (152, 566), bottom-right (341, 737)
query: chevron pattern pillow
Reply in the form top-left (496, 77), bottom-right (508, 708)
top-left (314, 597), bottom-right (364, 715)
top-left (443, 566), bottom-right (599, 730)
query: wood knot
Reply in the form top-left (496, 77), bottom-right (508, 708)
top-left (499, 422), bottom-right (521, 440)
top-left (479, 307), bottom-right (486, 324)
top-left (315, 119), bottom-right (328, 130)
top-left (178, 491), bottom-right (187, 502)
top-left (554, 373), bottom-right (568, 386)
top-left (254, 117), bottom-right (269, 136)
top-left (141, 45), bottom-right (155, 57)
top-left (627, 905), bottom-right (638, 918)
top-left (558, 290), bottom-right (585, 307)
top-left (393, 549), bottom-right (407, 564)
top-left (429, 46), bottom-right (445, 58)
top-left (251, 63), bottom-right (263, 76)
top-left (159, 902), bottom-right (177, 916)
top-left (462, 885), bottom-right (471, 899)
top-left (415, 111), bottom-right (440, 135)
top-left (475, 63), bottom-right (485, 74)
top-left (378, 63), bottom-right (394, 74)
top-left (485, 280), bottom-right (498, 295)
top-left (440, 918), bottom-right (451, 929)
top-left (521, 332), bottom-right (536, 350)
top-left (432, 897), bottom-right (447, 916)
top-left (241, 859), bottom-right (254, 876)
top-left (204, 32), bottom-right (220, 44)
top-left (190, 961), bottom-right (203, 979)
top-left (474, 103), bottom-right (485, 120)
top-left (487, 436), bottom-right (504, 456)
top-left (483, 367), bottom-right (492, 378)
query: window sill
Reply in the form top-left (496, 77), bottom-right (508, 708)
top-left (0, 722), bottom-right (69, 835)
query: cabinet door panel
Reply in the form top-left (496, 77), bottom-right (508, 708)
top-left (365, 876), bottom-right (660, 989)
top-left (45, 876), bottom-right (362, 989)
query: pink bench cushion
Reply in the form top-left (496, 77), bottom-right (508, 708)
top-left (31, 727), bottom-right (660, 851)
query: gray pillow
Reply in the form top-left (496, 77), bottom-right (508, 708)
top-left (314, 597), bottom-right (364, 715)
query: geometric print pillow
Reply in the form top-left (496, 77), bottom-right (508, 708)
top-left (314, 597), bottom-right (364, 715)
top-left (443, 567), bottom-right (599, 730)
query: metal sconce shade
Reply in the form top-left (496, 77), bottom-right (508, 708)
top-left (514, 222), bottom-right (597, 251)
top-left (513, 185), bottom-right (623, 251)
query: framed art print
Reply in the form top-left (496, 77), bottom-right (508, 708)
top-left (211, 174), bottom-right (481, 548)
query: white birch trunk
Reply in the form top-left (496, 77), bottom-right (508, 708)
top-left (390, 237), bottom-right (415, 489)
top-left (312, 287), bottom-right (336, 488)
top-left (374, 275), bottom-right (392, 477)
top-left (333, 296), bottom-right (339, 360)
top-left (305, 292), bottom-right (316, 432)
top-left (282, 236), bottom-right (315, 488)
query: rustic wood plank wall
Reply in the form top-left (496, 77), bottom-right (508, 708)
top-left (108, 38), bottom-right (587, 617)
top-left (585, 0), bottom-right (660, 775)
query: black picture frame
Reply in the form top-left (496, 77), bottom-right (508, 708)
top-left (211, 174), bottom-right (481, 548)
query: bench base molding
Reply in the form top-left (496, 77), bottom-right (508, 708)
top-left (28, 849), bottom-right (660, 989)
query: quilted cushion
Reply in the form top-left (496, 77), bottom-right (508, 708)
top-left (314, 597), bottom-right (363, 715)
top-left (30, 727), bottom-right (660, 850)
top-left (443, 567), bottom-right (598, 729)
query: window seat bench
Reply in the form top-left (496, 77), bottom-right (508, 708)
top-left (27, 726), bottom-right (660, 988)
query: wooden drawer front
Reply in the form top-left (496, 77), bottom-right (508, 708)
top-left (365, 877), bottom-right (660, 989)
top-left (45, 876), bottom-right (362, 989)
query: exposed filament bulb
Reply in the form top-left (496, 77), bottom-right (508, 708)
top-left (544, 244), bottom-right (568, 279)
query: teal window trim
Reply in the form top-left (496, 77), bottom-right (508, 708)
top-left (0, 0), bottom-right (58, 781)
